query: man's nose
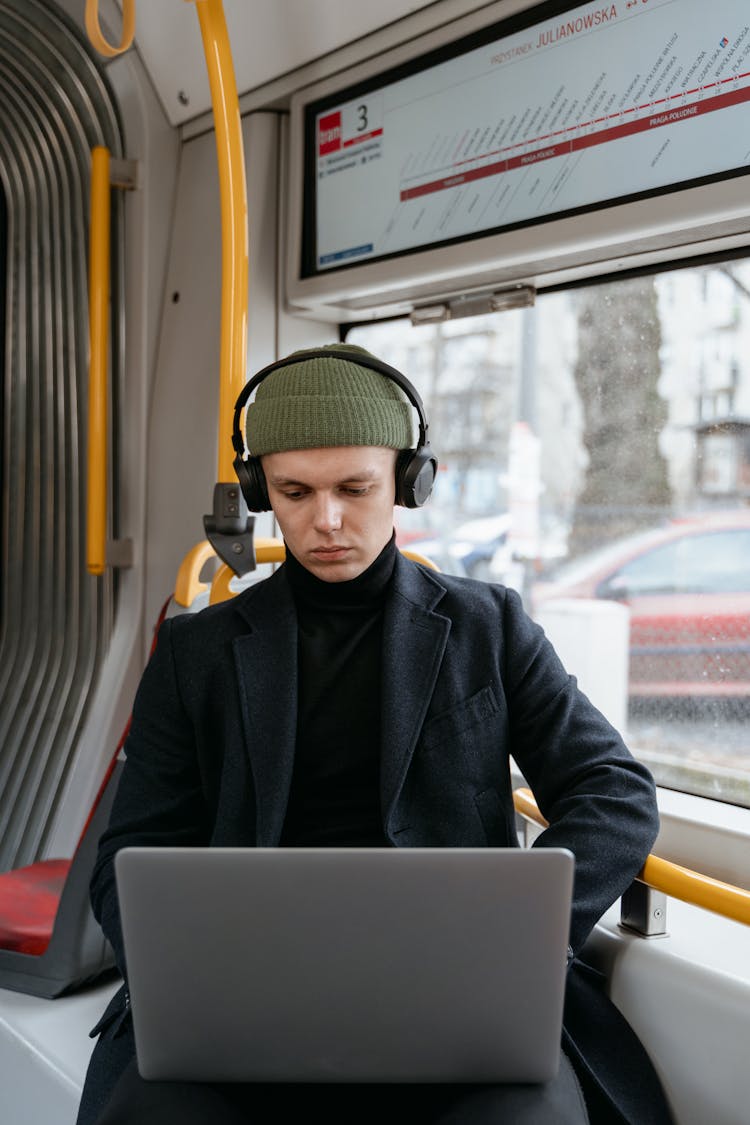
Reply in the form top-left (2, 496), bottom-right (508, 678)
top-left (313, 492), bottom-right (343, 532)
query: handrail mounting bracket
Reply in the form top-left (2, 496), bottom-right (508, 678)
top-left (619, 879), bottom-right (669, 937)
top-left (203, 483), bottom-right (256, 577)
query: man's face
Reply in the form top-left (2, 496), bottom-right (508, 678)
top-left (262, 446), bottom-right (399, 582)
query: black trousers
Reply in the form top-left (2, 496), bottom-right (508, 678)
top-left (93, 1052), bottom-right (589, 1125)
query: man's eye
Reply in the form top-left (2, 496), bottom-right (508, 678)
top-left (343, 486), bottom-right (369, 496)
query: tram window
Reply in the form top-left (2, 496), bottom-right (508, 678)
top-left (348, 258), bottom-right (750, 810)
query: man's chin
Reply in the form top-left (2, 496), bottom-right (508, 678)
top-left (306, 550), bottom-right (367, 583)
top-left (310, 561), bottom-right (365, 583)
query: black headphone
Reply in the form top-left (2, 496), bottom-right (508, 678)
top-left (231, 347), bottom-right (439, 512)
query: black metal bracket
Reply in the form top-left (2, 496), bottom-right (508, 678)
top-left (203, 483), bottom-right (256, 577)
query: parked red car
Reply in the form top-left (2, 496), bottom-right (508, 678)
top-left (530, 509), bottom-right (750, 699)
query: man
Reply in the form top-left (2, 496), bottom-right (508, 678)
top-left (77, 343), bottom-right (673, 1124)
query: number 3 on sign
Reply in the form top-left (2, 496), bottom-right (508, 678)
top-left (342, 94), bottom-right (383, 145)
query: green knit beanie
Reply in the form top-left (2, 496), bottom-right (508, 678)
top-left (245, 344), bottom-right (413, 456)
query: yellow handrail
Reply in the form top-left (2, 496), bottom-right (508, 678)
top-left (207, 543), bottom-right (443, 603)
top-left (85, 0), bottom-right (135, 58)
top-left (191, 0), bottom-right (249, 484)
top-left (174, 538), bottom-right (286, 607)
top-left (209, 563), bottom-right (242, 606)
top-left (401, 548), bottom-right (439, 570)
top-left (513, 787), bottom-right (750, 928)
top-left (174, 540), bottom-right (443, 607)
top-left (637, 853), bottom-right (750, 929)
top-left (209, 540), bottom-right (287, 604)
top-left (86, 145), bottom-right (111, 576)
top-left (174, 539), bottom-right (217, 607)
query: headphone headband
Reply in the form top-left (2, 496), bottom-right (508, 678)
top-left (231, 346), bottom-right (430, 460)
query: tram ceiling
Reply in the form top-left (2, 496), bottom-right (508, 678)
top-left (106, 0), bottom-right (463, 126)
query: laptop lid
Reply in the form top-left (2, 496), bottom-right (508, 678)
top-left (114, 846), bottom-right (574, 1085)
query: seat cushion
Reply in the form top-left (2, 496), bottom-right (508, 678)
top-left (0, 858), bottom-right (70, 954)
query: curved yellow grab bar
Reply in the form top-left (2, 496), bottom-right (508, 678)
top-left (191, 0), bottom-right (249, 483)
top-left (85, 0), bottom-right (135, 58)
top-left (210, 540), bottom-right (287, 604)
top-left (174, 539), bottom-right (217, 607)
top-left (209, 564), bottom-right (238, 605)
top-left (513, 787), bottom-right (750, 928)
top-left (202, 542), bottom-right (443, 604)
top-left (401, 549), bottom-right (439, 571)
top-left (86, 146), bottom-right (111, 576)
top-left (174, 538), bottom-right (285, 608)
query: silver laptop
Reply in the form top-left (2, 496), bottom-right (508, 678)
top-left (114, 846), bottom-right (574, 1084)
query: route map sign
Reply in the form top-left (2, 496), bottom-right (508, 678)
top-left (308, 0), bottom-right (750, 274)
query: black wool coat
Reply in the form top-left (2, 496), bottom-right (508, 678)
top-left (78, 553), bottom-right (673, 1125)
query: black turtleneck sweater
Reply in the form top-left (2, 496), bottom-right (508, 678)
top-left (279, 535), bottom-right (397, 847)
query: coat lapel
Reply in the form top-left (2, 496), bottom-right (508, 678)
top-left (380, 554), bottom-right (451, 829)
top-left (232, 569), bottom-right (298, 846)
top-left (230, 555), bottom-right (450, 844)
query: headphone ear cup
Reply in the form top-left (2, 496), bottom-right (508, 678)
top-left (233, 455), bottom-right (271, 512)
top-left (395, 447), bottom-right (438, 508)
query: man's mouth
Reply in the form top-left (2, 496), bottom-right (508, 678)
top-left (311, 545), bottom-right (350, 557)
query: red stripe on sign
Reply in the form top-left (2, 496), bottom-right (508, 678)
top-left (343, 128), bottom-right (384, 147)
top-left (399, 82), bottom-right (750, 202)
top-left (401, 158), bottom-right (509, 201)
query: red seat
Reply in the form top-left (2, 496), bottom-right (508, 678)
top-left (0, 758), bottom-right (124, 997)
top-left (0, 595), bottom-right (172, 997)
top-left (0, 859), bottom-right (72, 955)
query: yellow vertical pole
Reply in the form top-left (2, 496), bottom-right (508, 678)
top-left (191, 0), bottom-right (249, 483)
top-left (86, 144), bottom-right (110, 576)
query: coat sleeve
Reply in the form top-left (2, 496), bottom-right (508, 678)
top-left (89, 616), bottom-right (211, 978)
top-left (498, 587), bottom-right (660, 954)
